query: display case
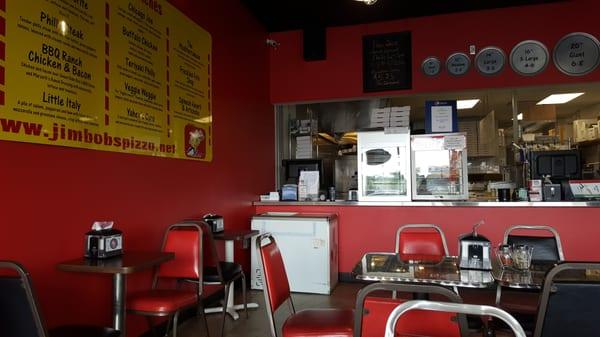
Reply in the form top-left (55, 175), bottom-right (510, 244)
top-left (357, 131), bottom-right (411, 201)
top-left (411, 133), bottom-right (469, 200)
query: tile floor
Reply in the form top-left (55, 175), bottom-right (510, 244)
top-left (175, 283), bottom-right (359, 337)
top-left (169, 282), bottom-right (520, 337)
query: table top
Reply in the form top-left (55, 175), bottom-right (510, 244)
top-left (57, 251), bottom-right (174, 274)
top-left (489, 254), bottom-right (600, 289)
top-left (353, 252), bottom-right (494, 288)
top-left (213, 229), bottom-right (259, 241)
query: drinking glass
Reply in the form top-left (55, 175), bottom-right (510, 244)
top-left (497, 244), bottom-right (513, 267)
top-left (512, 245), bottom-right (534, 270)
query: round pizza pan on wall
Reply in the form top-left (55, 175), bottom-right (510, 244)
top-left (510, 40), bottom-right (549, 76)
top-left (422, 56), bottom-right (442, 76)
top-left (475, 46), bottom-right (506, 75)
top-left (446, 53), bottom-right (470, 76)
top-left (553, 32), bottom-right (600, 76)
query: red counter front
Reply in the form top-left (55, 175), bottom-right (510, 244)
top-left (255, 203), bottom-right (600, 274)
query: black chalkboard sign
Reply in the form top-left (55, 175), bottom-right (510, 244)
top-left (363, 32), bottom-right (412, 92)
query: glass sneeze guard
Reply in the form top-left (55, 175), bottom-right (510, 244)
top-left (411, 133), bottom-right (469, 200)
top-left (358, 131), bottom-right (412, 201)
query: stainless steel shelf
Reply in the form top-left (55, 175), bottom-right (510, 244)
top-left (254, 200), bottom-right (600, 207)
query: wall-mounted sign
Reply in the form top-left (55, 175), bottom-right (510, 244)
top-left (0, 0), bottom-right (213, 161)
top-left (422, 57), bottom-right (441, 76)
top-left (446, 53), bottom-right (470, 76)
top-left (425, 100), bottom-right (458, 133)
top-left (553, 32), bottom-right (600, 76)
top-left (475, 47), bottom-right (505, 75)
top-left (510, 40), bottom-right (549, 76)
top-left (363, 32), bottom-right (412, 92)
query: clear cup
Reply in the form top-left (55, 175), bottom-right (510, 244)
top-left (512, 245), bottom-right (534, 270)
top-left (498, 244), bottom-right (513, 267)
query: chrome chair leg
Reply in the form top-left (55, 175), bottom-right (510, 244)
top-left (164, 315), bottom-right (173, 337)
top-left (221, 283), bottom-right (231, 337)
top-left (198, 300), bottom-right (211, 337)
top-left (241, 271), bottom-right (248, 318)
top-left (173, 311), bottom-right (180, 337)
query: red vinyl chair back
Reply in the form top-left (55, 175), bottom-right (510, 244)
top-left (182, 219), bottom-right (223, 277)
top-left (355, 283), bottom-right (466, 337)
top-left (157, 224), bottom-right (203, 281)
top-left (395, 224), bottom-right (448, 262)
top-left (257, 234), bottom-right (291, 313)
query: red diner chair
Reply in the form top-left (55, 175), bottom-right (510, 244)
top-left (256, 233), bottom-right (354, 337)
top-left (497, 225), bottom-right (565, 314)
top-left (182, 219), bottom-right (247, 337)
top-left (0, 260), bottom-right (120, 337)
top-left (395, 224), bottom-right (449, 262)
top-left (354, 282), bottom-right (467, 337)
top-left (384, 301), bottom-right (526, 337)
top-left (393, 224), bottom-right (451, 299)
top-left (127, 223), bottom-right (210, 337)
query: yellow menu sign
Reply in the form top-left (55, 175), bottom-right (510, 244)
top-left (0, 0), bottom-right (212, 161)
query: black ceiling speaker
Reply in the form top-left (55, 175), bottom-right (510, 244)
top-left (303, 26), bottom-right (326, 61)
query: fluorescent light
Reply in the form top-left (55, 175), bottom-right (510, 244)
top-left (537, 93), bottom-right (584, 105)
top-left (354, 0), bottom-right (378, 4)
top-left (457, 99), bottom-right (480, 110)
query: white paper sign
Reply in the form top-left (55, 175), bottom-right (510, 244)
top-left (298, 171), bottom-right (320, 201)
top-left (443, 135), bottom-right (466, 150)
top-left (431, 105), bottom-right (453, 132)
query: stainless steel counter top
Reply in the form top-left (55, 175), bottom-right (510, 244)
top-left (254, 200), bottom-right (600, 207)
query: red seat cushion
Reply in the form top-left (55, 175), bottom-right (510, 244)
top-left (283, 308), bottom-right (354, 337)
top-left (127, 289), bottom-right (197, 313)
top-left (361, 296), bottom-right (461, 337)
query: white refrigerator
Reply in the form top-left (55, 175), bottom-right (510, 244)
top-left (250, 213), bottom-right (338, 295)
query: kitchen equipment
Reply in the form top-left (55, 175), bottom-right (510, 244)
top-left (347, 189), bottom-right (358, 201)
top-left (328, 186), bottom-right (336, 201)
top-left (251, 213), bottom-right (338, 294)
top-left (281, 184), bottom-right (298, 201)
top-left (512, 244), bottom-right (534, 270)
top-left (85, 228), bottom-right (123, 259)
top-left (411, 133), bottom-right (469, 200)
top-left (357, 130), bottom-right (412, 201)
top-left (543, 184), bottom-right (562, 201)
top-left (458, 221), bottom-right (492, 270)
top-left (203, 214), bottom-right (224, 233)
top-left (488, 182), bottom-right (516, 202)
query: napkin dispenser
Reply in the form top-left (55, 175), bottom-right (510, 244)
top-left (458, 221), bottom-right (492, 270)
top-left (85, 222), bottom-right (123, 259)
top-left (203, 214), bottom-right (224, 233)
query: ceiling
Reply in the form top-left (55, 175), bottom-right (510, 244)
top-left (241, 0), bottom-right (562, 32)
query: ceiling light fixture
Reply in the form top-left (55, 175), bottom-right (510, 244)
top-left (537, 92), bottom-right (584, 105)
top-left (457, 99), bottom-right (480, 110)
top-left (354, 0), bottom-right (378, 5)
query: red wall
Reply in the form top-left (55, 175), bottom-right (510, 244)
top-left (255, 205), bottom-right (600, 273)
top-left (0, 1), bottom-right (272, 336)
top-left (269, 0), bottom-right (600, 103)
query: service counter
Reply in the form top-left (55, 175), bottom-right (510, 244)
top-left (254, 201), bottom-right (600, 279)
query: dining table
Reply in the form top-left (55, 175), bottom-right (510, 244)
top-left (353, 252), bottom-right (495, 288)
top-left (57, 251), bottom-right (174, 335)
